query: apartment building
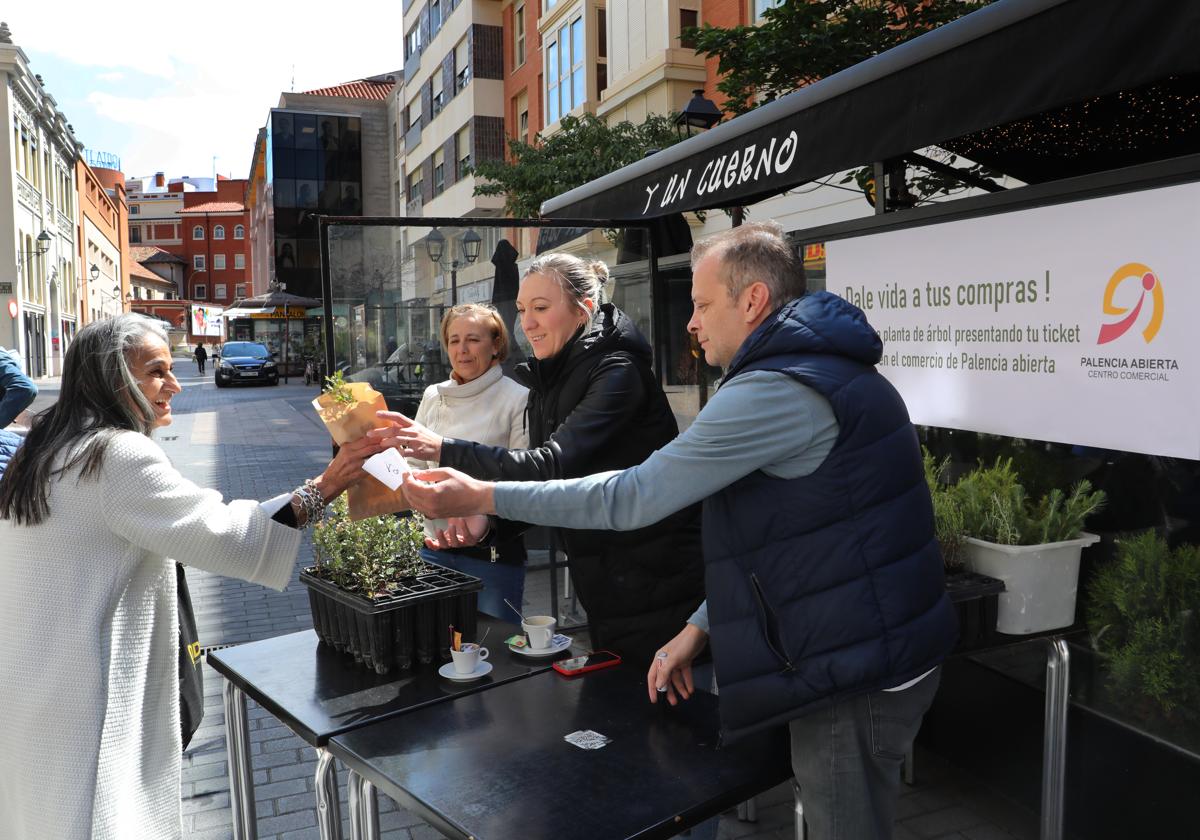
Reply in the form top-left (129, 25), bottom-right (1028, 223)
top-left (1, 23), bottom-right (84, 377)
top-left (396, 0), bottom-right (508, 305)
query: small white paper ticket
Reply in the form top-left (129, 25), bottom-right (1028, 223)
top-left (564, 730), bottom-right (611, 750)
top-left (363, 448), bottom-right (411, 491)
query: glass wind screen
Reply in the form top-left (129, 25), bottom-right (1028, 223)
top-left (323, 223), bottom-right (655, 417)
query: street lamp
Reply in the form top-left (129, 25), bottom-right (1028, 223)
top-left (423, 227), bottom-right (481, 305)
top-left (90, 263), bottom-right (100, 282)
top-left (15, 229), bottom-right (51, 272)
top-left (674, 89), bottom-right (722, 138)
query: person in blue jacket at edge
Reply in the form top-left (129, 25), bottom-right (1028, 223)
top-left (0, 346), bottom-right (37, 474)
top-left (397, 221), bottom-right (959, 840)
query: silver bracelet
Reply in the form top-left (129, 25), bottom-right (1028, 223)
top-left (292, 479), bottom-right (327, 528)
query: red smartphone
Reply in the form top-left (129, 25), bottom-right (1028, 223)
top-left (552, 650), bottom-right (621, 676)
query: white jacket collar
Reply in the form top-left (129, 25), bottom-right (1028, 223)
top-left (434, 363), bottom-right (504, 400)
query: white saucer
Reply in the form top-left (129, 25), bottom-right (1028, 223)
top-left (438, 660), bottom-right (493, 681)
top-left (507, 634), bottom-right (572, 658)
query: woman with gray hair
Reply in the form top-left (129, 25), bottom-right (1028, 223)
top-left (374, 253), bottom-right (706, 668)
top-left (0, 314), bottom-right (379, 840)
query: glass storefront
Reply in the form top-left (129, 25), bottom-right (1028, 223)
top-left (269, 109), bottom-right (363, 299)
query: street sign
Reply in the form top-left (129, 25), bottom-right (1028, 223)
top-left (0, 282), bottom-right (13, 294)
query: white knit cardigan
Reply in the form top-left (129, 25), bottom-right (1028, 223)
top-left (0, 431), bottom-right (301, 839)
top-left (412, 364), bottom-right (528, 537)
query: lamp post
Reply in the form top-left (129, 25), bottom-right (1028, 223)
top-left (672, 89), bottom-right (741, 224)
top-left (12, 231), bottom-right (52, 358)
top-left (270, 280), bottom-right (292, 385)
top-left (423, 227), bottom-right (482, 306)
top-left (673, 89), bottom-right (721, 139)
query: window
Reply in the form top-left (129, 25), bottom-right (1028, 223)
top-left (130, 226), bottom-right (142, 244)
top-left (515, 89), bottom-right (530, 139)
top-left (214, 254), bottom-right (226, 270)
top-left (754, 0), bottom-right (782, 19)
top-left (433, 149), bottom-right (446, 196)
top-left (129, 204), bottom-right (140, 215)
top-left (679, 8), bottom-right (698, 48)
top-left (455, 38), bottom-right (471, 91)
top-left (213, 225), bottom-right (225, 240)
top-left (235, 284), bottom-right (247, 298)
top-left (194, 283), bottom-right (207, 299)
top-left (193, 225), bottom-right (204, 240)
top-left (432, 68), bottom-right (445, 116)
top-left (430, 0), bottom-right (442, 32)
top-left (546, 16), bottom-right (585, 124)
top-left (215, 284), bottom-right (227, 299)
top-left (456, 124), bottom-right (472, 175)
top-left (597, 9), bottom-right (608, 97)
top-left (234, 224), bottom-right (245, 239)
top-left (193, 255), bottom-right (206, 271)
top-left (408, 169), bottom-right (423, 202)
top-left (407, 96), bottom-right (422, 131)
top-left (406, 23), bottom-right (422, 60)
top-left (235, 253), bottom-right (245, 270)
top-left (514, 3), bottom-right (526, 68)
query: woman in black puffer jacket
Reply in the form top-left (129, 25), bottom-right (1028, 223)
top-left (380, 253), bottom-right (705, 668)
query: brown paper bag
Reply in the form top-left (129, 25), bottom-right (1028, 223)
top-left (312, 382), bottom-right (409, 520)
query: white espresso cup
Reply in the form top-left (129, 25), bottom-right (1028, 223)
top-left (450, 643), bottom-right (489, 674)
top-left (522, 615), bottom-right (557, 650)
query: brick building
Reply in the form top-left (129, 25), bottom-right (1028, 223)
top-left (179, 178), bottom-right (251, 310)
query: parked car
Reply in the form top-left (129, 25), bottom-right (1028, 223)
top-left (214, 341), bottom-right (279, 388)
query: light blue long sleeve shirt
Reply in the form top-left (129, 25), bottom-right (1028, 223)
top-left (494, 369), bottom-right (839, 633)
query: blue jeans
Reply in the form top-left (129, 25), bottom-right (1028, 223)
top-left (789, 668), bottom-right (941, 839)
top-left (420, 547), bottom-right (525, 621)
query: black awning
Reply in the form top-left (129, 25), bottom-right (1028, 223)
top-left (542, 0), bottom-right (1200, 220)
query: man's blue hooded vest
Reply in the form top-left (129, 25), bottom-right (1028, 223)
top-left (703, 292), bottom-right (958, 742)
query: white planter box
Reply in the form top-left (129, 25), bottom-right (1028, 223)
top-left (962, 532), bottom-right (1100, 634)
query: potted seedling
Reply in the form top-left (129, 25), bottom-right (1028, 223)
top-left (924, 451), bottom-right (1006, 649)
top-left (302, 496), bottom-right (481, 674)
top-left (953, 457), bottom-right (1105, 634)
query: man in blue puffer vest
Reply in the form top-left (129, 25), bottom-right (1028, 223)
top-left (402, 222), bottom-right (959, 839)
top-left (0, 347), bottom-right (37, 475)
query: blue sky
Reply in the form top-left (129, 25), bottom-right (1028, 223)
top-left (6, 3), bottom-right (405, 180)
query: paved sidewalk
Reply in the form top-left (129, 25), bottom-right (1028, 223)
top-left (24, 363), bottom-right (1037, 839)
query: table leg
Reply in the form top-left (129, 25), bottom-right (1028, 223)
top-left (736, 797), bottom-right (757, 822)
top-left (222, 680), bottom-right (258, 840)
top-left (792, 779), bottom-right (806, 840)
top-left (1040, 637), bottom-right (1070, 840)
top-left (315, 747), bottom-right (344, 840)
top-left (348, 770), bottom-right (380, 840)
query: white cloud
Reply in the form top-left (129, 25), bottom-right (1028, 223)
top-left (7, 1), bottom-right (406, 178)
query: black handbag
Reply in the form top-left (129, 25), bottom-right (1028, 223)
top-left (177, 563), bottom-right (205, 750)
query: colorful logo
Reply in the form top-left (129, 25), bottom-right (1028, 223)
top-left (1097, 262), bottom-right (1163, 345)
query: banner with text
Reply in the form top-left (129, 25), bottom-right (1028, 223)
top-left (826, 182), bottom-right (1200, 459)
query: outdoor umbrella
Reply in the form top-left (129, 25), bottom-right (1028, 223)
top-left (490, 239), bottom-right (524, 364)
top-left (225, 289), bottom-right (322, 383)
top-left (226, 289), bottom-right (322, 311)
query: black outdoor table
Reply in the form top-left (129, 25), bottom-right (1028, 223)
top-left (326, 664), bottom-right (794, 840)
top-left (207, 616), bottom-right (579, 840)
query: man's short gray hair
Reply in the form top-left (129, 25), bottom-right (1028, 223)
top-left (691, 221), bottom-right (805, 310)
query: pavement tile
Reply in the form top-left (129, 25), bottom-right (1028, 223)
top-left (902, 805), bottom-right (986, 839)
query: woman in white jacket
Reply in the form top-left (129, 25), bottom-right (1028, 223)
top-left (0, 314), bottom-right (379, 840)
top-left (386, 303), bottom-right (528, 618)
